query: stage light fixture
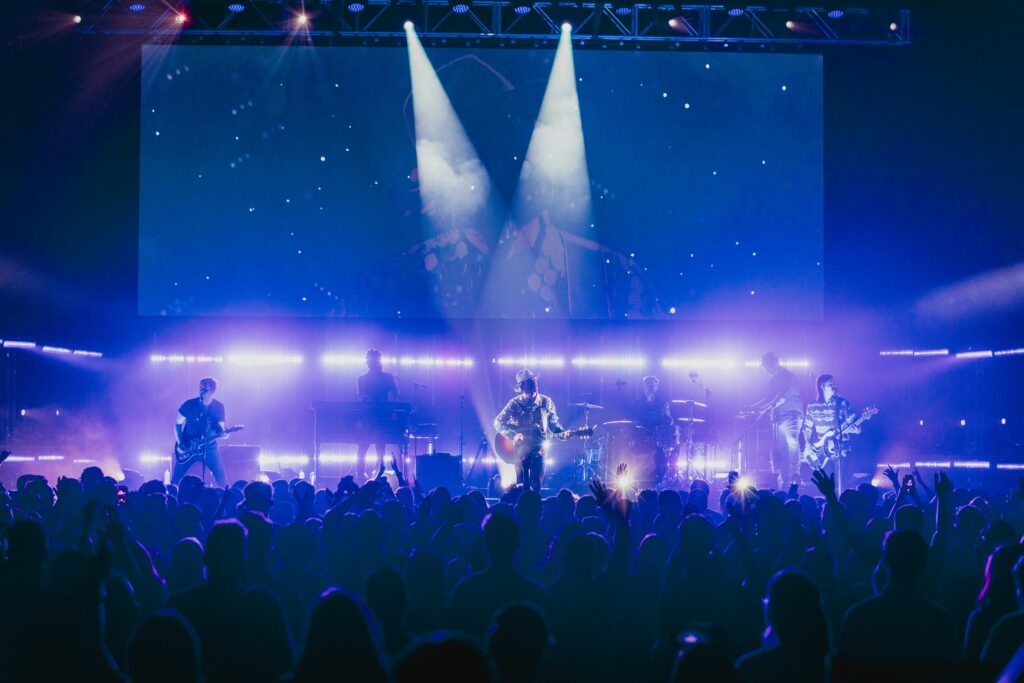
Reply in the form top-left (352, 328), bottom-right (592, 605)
top-left (450, 0), bottom-right (470, 14)
top-left (826, 9), bottom-right (844, 19)
top-left (889, 21), bottom-right (897, 31)
top-left (726, 7), bottom-right (744, 17)
top-left (347, 1), bottom-right (366, 12)
top-left (403, 20), bottom-right (414, 30)
top-left (296, 12), bottom-right (309, 25)
top-left (128, 2), bottom-right (146, 12)
top-left (73, 14), bottom-right (82, 23)
top-left (612, 1), bottom-right (633, 16)
top-left (228, 2), bottom-right (245, 12)
top-left (175, 12), bottom-right (188, 23)
top-left (511, 0), bottom-right (533, 15)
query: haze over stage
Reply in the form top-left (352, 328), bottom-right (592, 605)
top-left (138, 45), bottom-right (822, 320)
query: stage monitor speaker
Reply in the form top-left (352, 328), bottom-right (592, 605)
top-left (416, 453), bottom-right (462, 492)
top-left (221, 444), bottom-right (261, 483)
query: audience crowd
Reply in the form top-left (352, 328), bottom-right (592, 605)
top-left (3, 454), bottom-right (1024, 682)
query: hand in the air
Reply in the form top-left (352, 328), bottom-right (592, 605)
top-left (934, 471), bottom-right (954, 499)
top-left (811, 469), bottom-right (836, 500)
top-left (883, 466), bottom-right (900, 490)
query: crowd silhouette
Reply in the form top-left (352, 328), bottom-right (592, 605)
top-left (2, 456), bottom-right (1024, 682)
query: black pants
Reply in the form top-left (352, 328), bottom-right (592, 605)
top-left (517, 451), bottom-right (545, 492)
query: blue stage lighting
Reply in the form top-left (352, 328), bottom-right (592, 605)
top-left (128, 2), bottom-right (145, 12)
top-left (347, 1), bottom-right (365, 11)
top-left (827, 9), bottom-right (844, 19)
top-left (727, 8), bottom-right (744, 17)
top-left (452, 2), bottom-right (469, 13)
top-left (227, 2), bottom-right (245, 12)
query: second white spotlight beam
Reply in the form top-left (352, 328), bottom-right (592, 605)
top-left (516, 25), bottom-right (590, 226)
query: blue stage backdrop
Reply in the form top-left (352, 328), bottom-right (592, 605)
top-left (139, 45), bottom-right (822, 320)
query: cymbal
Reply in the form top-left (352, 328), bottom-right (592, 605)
top-left (569, 402), bottom-right (604, 410)
top-left (676, 417), bottom-right (706, 423)
top-left (671, 399), bottom-right (708, 408)
top-left (601, 420), bottom-right (634, 426)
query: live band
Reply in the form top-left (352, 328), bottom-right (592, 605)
top-left (171, 349), bottom-right (876, 491)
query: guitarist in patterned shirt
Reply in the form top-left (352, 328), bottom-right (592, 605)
top-left (801, 374), bottom-right (876, 489)
top-left (493, 369), bottom-right (568, 493)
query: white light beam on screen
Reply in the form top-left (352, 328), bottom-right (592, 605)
top-left (515, 23), bottom-right (590, 227)
top-left (662, 357), bottom-right (736, 370)
top-left (226, 353), bottom-right (303, 367)
top-left (405, 25), bottom-right (492, 226)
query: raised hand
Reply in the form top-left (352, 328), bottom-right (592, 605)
top-left (934, 471), bottom-right (954, 499)
top-left (376, 456), bottom-right (387, 481)
top-left (616, 462), bottom-right (628, 478)
top-left (589, 478), bottom-right (612, 508)
top-left (811, 468), bottom-right (836, 500)
top-left (883, 466), bottom-right (900, 491)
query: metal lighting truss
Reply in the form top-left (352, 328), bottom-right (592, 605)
top-left (72, 2), bottom-right (910, 46)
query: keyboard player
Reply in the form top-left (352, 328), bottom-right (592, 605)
top-left (356, 349), bottom-right (402, 479)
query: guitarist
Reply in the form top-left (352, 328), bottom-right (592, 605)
top-left (493, 369), bottom-right (566, 493)
top-left (172, 377), bottom-right (228, 486)
top-left (801, 374), bottom-right (858, 488)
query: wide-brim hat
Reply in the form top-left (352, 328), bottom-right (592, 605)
top-left (515, 368), bottom-right (538, 386)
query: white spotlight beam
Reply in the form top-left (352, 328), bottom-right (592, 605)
top-left (515, 23), bottom-right (590, 228)
top-left (405, 24), bottom-right (493, 229)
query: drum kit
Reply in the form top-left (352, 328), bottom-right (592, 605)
top-left (566, 398), bottom-right (718, 488)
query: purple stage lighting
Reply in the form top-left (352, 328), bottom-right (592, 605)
top-left (347, 1), bottom-right (365, 12)
top-left (662, 357), bottom-right (736, 370)
top-left (42, 346), bottom-right (72, 355)
top-left (995, 348), bottom-right (1024, 356)
top-left (570, 356), bottom-right (646, 368)
top-left (150, 354), bottom-right (223, 363)
top-left (227, 353), bottom-right (303, 367)
top-left (3, 340), bottom-right (37, 349)
top-left (912, 349), bottom-right (949, 357)
top-left (495, 357), bottom-right (566, 368)
top-left (614, 6), bottom-right (632, 16)
top-left (73, 350), bottom-right (103, 357)
top-left (128, 2), bottom-right (145, 12)
top-left (955, 350), bottom-right (993, 359)
top-left (512, 2), bottom-right (531, 15)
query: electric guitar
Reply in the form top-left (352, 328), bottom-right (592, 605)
top-left (494, 426), bottom-right (594, 465)
top-left (802, 406), bottom-right (878, 468)
top-left (173, 425), bottom-right (244, 466)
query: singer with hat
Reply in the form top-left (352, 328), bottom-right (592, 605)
top-left (493, 368), bottom-right (568, 493)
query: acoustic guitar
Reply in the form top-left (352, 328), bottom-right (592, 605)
top-left (494, 426), bottom-right (594, 465)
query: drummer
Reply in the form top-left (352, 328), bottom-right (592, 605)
top-left (630, 375), bottom-right (673, 483)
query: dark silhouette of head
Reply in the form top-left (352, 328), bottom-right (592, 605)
top-left (168, 537), bottom-right (205, 594)
top-left (293, 588), bottom-right (387, 683)
top-left (395, 633), bottom-right (494, 683)
top-left (487, 603), bottom-right (550, 683)
top-left (894, 504), bottom-right (925, 534)
top-left (204, 520), bottom-right (247, 586)
top-left (242, 481), bottom-right (274, 514)
top-left (483, 511), bottom-right (520, 567)
top-left (765, 569), bottom-right (829, 655)
top-left (978, 543), bottom-right (1024, 607)
top-left (882, 530), bottom-right (928, 588)
top-left (127, 611), bottom-right (200, 683)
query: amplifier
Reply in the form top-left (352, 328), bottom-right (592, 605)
top-left (415, 453), bottom-right (463, 493)
top-left (221, 444), bottom-right (261, 483)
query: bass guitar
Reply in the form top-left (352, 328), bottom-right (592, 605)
top-left (802, 406), bottom-right (878, 468)
top-left (494, 426), bottom-right (594, 465)
top-left (173, 425), bottom-right (245, 466)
